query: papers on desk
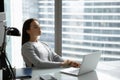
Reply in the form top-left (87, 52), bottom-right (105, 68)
top-left (40, 74), bottom-right (57, 80)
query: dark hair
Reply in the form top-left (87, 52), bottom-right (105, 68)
top-left (22, 18), bottom-right (38, 45)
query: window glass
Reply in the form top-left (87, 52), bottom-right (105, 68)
top-left (62, 0), bottom-right (120, 61)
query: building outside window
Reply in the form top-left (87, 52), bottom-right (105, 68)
top-left (5, 0), bottom-right (120, 67)
top-left (62, 0), bottom-right (120, 61)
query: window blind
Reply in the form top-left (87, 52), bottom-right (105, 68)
top-left (62, 0), bottom-right (120, 61)
top-left (38, 0), bottom-right (55, 49)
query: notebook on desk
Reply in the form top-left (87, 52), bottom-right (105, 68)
top-left (60, 52), bottom-right (101, 76)
top-left (15, 67), bottom-right (32, 79)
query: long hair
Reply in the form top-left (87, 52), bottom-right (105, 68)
top-left (22, 18), bottom-right (38, 45)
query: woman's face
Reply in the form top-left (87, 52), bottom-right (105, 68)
top-left (27, 20), bottom-right (41, 37)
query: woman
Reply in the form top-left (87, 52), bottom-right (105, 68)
top-left (22, 18), bottom-right (80, 68)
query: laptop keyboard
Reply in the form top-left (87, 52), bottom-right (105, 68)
top-left (61, 67), bottom-right (80, 73)
top-left (68, 67), bottom-right (80, 73)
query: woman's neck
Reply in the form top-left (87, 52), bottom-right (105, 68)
top-left (29, 36), bottom-right (38, 42)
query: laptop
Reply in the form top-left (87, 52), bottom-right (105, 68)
top-left (60, 52), bottom-right (101, 76)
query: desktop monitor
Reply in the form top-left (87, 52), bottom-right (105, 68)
top-left (0, 0), bottom-right (4, 12)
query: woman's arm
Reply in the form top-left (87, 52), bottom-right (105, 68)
top-left (41, 42), bottom-right (64, 62)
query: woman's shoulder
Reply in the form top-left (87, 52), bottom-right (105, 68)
top-left (40, 41), bottom-right (49, 46)
top-left (22, 42), bottom-right (33, 48)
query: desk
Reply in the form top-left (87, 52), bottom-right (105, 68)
top-left (25, 61), bottom-right (120, 80)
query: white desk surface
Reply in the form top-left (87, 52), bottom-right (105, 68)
top-left (24, 61), bottom-right (120, 80)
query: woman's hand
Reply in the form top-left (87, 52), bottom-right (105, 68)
top-left (61, 60), bottom-right (80, 68)
top-left (60, 60), bottom-right (71, 67)
top-left (68, 61), bottom-right (80, 68)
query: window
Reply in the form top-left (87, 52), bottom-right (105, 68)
top-left (61, 0), bottom-right (120, 62)
top-left (38, 0), bottom-right (55, 49)
top-left (5, 0), bottom-right (120, 67)
top-left (22, 0), bottom-right (120, 62)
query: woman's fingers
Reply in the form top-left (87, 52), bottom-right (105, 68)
top-left (70, 61), bottom-right (80, 67)
top-left (63, 60), bottom-right (80, 68)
